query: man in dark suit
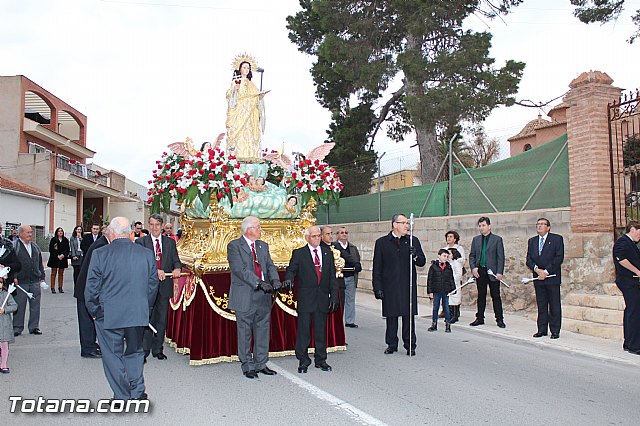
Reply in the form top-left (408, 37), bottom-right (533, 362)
top-left (136, 214), bottom-right (181, 361)
top-left (74, 232), bottom-right (109, 358)
top-left (80, 224), bottom-right (101, 255)
top-left (469, 216), bottom-right (506, 328)
top-left (12, 225), bottom-right (46, 336)
top-left (613, 221), bottom-right (640, 355)
top-left (285, 225), bottom-right (339, 373)
top-left (526, 218), bottom-right (565, 339)
top-left (332, 226), bottom-right (362, 327)
top-left (372, 214), bottom-right (426, 356)
top-left (85, 217), bottom-right (157, 400)
top-left (227, 216), bottom-right (281, 379)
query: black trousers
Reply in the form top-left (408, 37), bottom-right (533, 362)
top-left (143, 293), bottom-right (169, 356)
top-left (475, 267), bottom-right (503, 321)
top-left (296, 310), bottom-right (327, 365)
top-left (617, 281), bottom-right (640, 351)
top-left (385, 315), bottom-right (416, 351)
top-left (534, 283), bottom-right (562, 334)
top-left (76, 298), bottom-right (99, 355)
top-left (72, 265), bottom-right (82, 286)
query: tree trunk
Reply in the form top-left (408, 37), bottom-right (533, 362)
top-left (415, 126), bottom-right (441, 183)
top-left (404, 34), bottom-right (442, 184)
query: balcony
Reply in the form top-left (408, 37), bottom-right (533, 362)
top-left (56, 157), bottom-right (108, 185)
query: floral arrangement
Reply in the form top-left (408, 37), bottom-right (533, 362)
top-left (262, 149), bottom-right (286, 187)
top-left (147, 148), bottom-right (248, 214)
top-left (285, 159), bottom-right (343, 207)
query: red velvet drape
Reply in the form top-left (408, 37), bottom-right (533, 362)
top-left (166, 270), bottom-right (346, 365)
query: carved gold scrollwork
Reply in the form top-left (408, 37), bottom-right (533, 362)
top-left (275, 290), bottom-right (298, 317)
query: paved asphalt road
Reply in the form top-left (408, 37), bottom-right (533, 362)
top-left (2, 272), bottom-right (638, 425)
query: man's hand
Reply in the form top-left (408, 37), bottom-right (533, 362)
top-left (271, 280), bottom-right (283, 291)
top-left (374, 289), bottom-right (384, 300)
top-left (472, 268), bottom-right (480, 278)
top-left (328, 301), bottom-right (338, 312)
top-left (282, 280), bottom-right (294, 291)
top-left (0, 307), bottom-right (4, 314)
top-left (257, 280), bottom-right (274, 294)
top-left (536, 268), bottom-right (548, 280)
top-left (171, 269), bottom-right (181, 279)
top-left (428, 293), bottom-right (433, 299)
top-left (496, 273), bottom-right (504, 281)
top-left (158, 270), bottom-right (167, 281)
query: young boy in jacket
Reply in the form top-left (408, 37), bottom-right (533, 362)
top-left (427, 249), bottom-right (456, 333)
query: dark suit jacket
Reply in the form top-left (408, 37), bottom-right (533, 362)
top-left (75, 235), bottom-right (109, 300)
top-left (284, 244), bottom-right (339, 314)
top-left (469, 233), bottom-right (505, 280)
top-left (81, 233), bottom-right (101, 255)
top-left (136, 235), bottom-right (182, 298)
top-left (227, 237), bottom-right (279, 312)
top-left (526, 232), bottom-right (564, 285)
top-left (613, 234), bottom-right (640, 285)
top-left (85, 238), bottom-right (158, 329)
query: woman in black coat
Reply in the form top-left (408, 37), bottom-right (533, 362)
top-left (47, 227), bottom-right (70, 293)
top-left (0, 239), bottom-right (21, 290)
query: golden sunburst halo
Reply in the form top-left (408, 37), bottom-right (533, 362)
top-left (231, 52), bottom-right (259, 73)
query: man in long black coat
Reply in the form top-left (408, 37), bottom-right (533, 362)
top-left (372, 214), bottom-right (426, 356)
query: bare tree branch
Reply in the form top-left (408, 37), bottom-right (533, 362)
top-left (370, 84), bottom-right (406, 144)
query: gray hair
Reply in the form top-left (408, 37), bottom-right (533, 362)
top-left (17, 224), bottom-right (30, 236)
top-left (391, 213), bottom-right (406, 227)
top-left (319, 225), bottom-right (331, 232)
top-left (241, 216), bottom-right (259, 234)
top-left (149, 213), bottom-right (164, 224)
top-left (109, 217), bottom-right (131, 236)
top-left (304, 225), bottom-right (319, 237)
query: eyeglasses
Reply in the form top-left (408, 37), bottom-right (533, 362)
top-left (395, 221), bottom-right (409, 225)
top-left (338, 231), bottom-right (348, 234)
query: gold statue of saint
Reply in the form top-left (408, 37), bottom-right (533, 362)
top-left (226, 53), bottom-right (269, 163)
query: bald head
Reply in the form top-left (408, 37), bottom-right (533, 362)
top-left (108, 217), bottom-right (131, 238)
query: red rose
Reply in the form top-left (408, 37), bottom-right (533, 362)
top-left (165, 176), bottom-right (170, 181)
top-left (317, 188), bottom-right (324, 194)
top-left (192, 181), bottom-right (197, 186)
top-left (314, 159), bottom-right (320, 165)
top-left (147, 191), bottom-right (152, 196)
top-left (195, 151), bottom-right (202, 158)
top-left (222, 165), bottom-right (229, 171)
top-left (299, 161), bottom-right (305, 167)
top-left (234, 163), bottom-right (240, 169)
top-left (310, 174), bottom-right (316, 180)
top-left (223, 181), bottom-right (229, 187)
top-left (96, 170), bottom-right (102, 175)
top-left (305, 159), bottom-right (311, 165)
top-left (240, 178), bottom-right (247, 185)
top-left (147, 198), bottom-right (153, 204)
top-left (225, 187), bottom-right (230, 193)
top-left (208, 173), bottom-right (215, 179)
top-left (217, 192), bottom-right (224, 199)
top-left (291, 172), bottom-right (297, 179)
top-left (234, 187), bottom-right (240, 193)
top-left (179, 161), bottom-right (185, 167)
top-left (158, 189), bottom-right (164, 194)
top-left (169, 184), bottom-right (175, 190)
top-left (318, 165), bottom-right (325, 171)
top-left (157, 164), bottom-right (162, 169)
top-left (297, 181), bottom-right (303, 188)
top-left (198, 169), bottom-right (205, 175)
top-left (197, 161), bottom-right (204, 167)
top-left (148, 180), bottom-right (153, 184)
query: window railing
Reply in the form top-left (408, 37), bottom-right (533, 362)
top-left (56, 156), bottom-right (108, 185)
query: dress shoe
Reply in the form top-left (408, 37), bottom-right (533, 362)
top-left (243, 370), bottom-right (258, 379)
top-left (627, 348), bottom-right (640, 355)
top-left (95, 347), bottom-right (102, 355)
top-left (257, 367), bottom-right (277, 375)
top-left (59, 289), bottom-right (64, 293)
top-left (533, 332), bottom-right (548, 338)
top-left (0, 368), bottom-right (10, 374)
top-left (345, 323), bottom-right (359, 328)
top-left (81, 352), bottom-right (102, 359)
top-left (29, 329), bottom-right (42, 335)
top-left (315, 362), bottom-right (332, 371)
top-left (131, 393), bottom-right (148, 400)
top-left (469, 319), bottom-right (484, 326)
top-left (623, 343), bottom-right (629, 352)
top-left (550, 333), bottom-right (559, 339)
top-left (153, 352), bottom-right (168, 360)
top-left (406, 349), bottom-right (416, 356)
top-left (51, 288), bottom-right (56, 294)
top-left (384, 347), bottom-right (397, 354)
top-left (13, 331), bottom-right (21, 337)
top-left (297, 364), bottom-right (309, 373)
top-left (496, 321), bottom-right (506, 328)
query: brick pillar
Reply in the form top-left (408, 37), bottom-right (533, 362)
top-left (564, 71), bottom-right (622, 233)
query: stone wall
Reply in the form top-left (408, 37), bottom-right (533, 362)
top-left (336, 207), bottom-right (615, 314)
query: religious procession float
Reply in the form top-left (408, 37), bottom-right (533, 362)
top-left (146, 54), bottom-right (346, 365)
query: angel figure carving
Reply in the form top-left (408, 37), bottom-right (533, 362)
top-left (167, 133), bottom-right (225, 158)
top-left (263, 142), bottom-right (336, 170)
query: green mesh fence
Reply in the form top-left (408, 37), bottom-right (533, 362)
top-left (316, 134), bottom-right (569, 224)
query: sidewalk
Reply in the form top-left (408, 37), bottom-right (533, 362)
top-left (355, 289), bottom-right (640, 367)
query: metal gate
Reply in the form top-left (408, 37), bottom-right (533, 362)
top-left (609, 89), bottom-right (640, 236)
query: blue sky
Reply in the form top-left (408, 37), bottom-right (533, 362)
top-left (1, 0), bottom-right (638, 182)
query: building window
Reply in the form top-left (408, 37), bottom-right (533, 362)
top-left (54, 185), bottom-right (76, 197)
top-left (28, 142), bottom-right (48, 154)
top-left (524, 144), bottom-right (532, 152)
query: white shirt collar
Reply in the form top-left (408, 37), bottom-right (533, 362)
top-left (338, 240), bottom-right (348, 250)
top-left (243, 235), bottom-right (257, 249)
top-left (539, 233), bottom-right (548, 240)
top-left (307, 244), bottom-right (322, 266)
